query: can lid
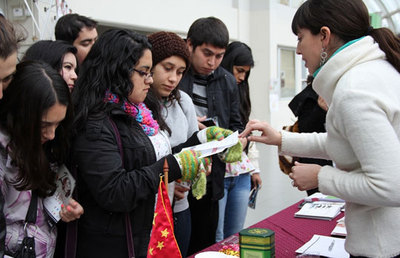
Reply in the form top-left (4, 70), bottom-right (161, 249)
top-left (239, 228), bottom-right (275, 238)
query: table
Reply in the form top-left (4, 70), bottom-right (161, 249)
top-left (190, 200), bottom-right (344, 257)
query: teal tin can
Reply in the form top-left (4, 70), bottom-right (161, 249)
top-left (239, 228), bottom-right (275, 258)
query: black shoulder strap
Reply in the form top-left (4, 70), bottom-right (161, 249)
top-left (108, 117), bottom-right (135, 257)
top-left (25, 191), bottom-right (38, 224)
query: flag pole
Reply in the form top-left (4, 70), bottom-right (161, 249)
top-left (163, 158), bottom-right (169, 194)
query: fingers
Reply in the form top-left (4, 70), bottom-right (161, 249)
top-left (197, 116), bottom-right (207, 122)
top-left (60, 200), bottom-right (84, 222)
top-left (198, 121), bottom-right (206, 130)
top-left (174, 187), bottom-right (186, 200)
top-left (175, 184), bottom-right (190, 193)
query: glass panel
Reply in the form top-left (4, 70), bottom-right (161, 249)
top-left (381, 0), bottom-right (397, 12)
top-left (392, 13), bottom-right (400, 34)
top-left (363, 0), bottom-right (380, 13)
top-left (381, 18), bottom-right (389, 29)
top-left (279, 48), bottom-right (296, 98)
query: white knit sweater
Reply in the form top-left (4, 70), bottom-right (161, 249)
top-left (281, 36), bottom-right (400, 258)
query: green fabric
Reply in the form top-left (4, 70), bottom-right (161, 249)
top-left (206, 126), bottom-right (232, 142)
top-left (174, 150), bottom-right (211, 199)
top-left (219, 141), bottom-right (242, 163)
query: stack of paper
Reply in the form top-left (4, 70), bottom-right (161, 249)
top-left (295, 201), bottom-right (344, 221)
top-left (296, 235), bottom-right (349, 258)
top-left (331, 217), bottom-right (347, 237)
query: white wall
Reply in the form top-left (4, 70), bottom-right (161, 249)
top-left (67, 0), bottom-right (241, 38)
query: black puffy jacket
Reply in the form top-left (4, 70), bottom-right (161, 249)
top-left (72, 109), bottom-right (186, 258)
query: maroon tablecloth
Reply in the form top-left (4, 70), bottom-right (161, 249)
top-left (190, 200), bottom-right (344, 257)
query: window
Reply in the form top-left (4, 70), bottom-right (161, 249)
top-left (278, 47), bottom-right (296, 98)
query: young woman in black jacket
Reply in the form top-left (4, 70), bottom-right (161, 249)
top-left (71, 29), bottom-right (231, 258)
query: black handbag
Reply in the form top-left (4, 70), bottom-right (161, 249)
top-left (6, 191), bottom-right (37, 258)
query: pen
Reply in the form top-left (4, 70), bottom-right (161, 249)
top-left (328, 239), bottom-right (335, 251)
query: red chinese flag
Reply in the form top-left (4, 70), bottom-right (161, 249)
top-left (147, 177), bottom-right (182, 257)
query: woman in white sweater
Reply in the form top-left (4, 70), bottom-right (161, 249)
top-left (241, 0), bottom-right (400, 257)
top-left (147, 31), bottom-right (198, 258)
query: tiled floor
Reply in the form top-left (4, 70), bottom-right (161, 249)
top-left (243, 143), bottom-right (306, 228)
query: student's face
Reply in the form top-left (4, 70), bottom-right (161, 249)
top-left (296, 28), bottom-right (323, 74)
top-left (0, 51), bottom-right (17, 99)
top-left (41, 102), bottom-right (67, 144)
top-left (73, 26), bottom-right (98, 64)
top-left (187, 41), bottom-right (225, 76)
top-left (129, 49), bottom-right (153, 104)
top-left (60, 52), bottom-right (78, 92)
top-left (151, 56), bottom-right (186, 98)
top-left (233, 65), bottom-right (251, 84)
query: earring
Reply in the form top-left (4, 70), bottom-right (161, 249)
top-left (320, 48), bottom-right (328, 67)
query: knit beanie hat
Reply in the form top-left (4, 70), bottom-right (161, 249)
top-left (148, 31), bottom-right (190, 68)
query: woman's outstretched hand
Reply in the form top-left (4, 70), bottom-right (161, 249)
top-left (239, 120), bottom-right (282, 147)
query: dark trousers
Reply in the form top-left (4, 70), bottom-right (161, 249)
top-left (174, 208), bottom-right (191, 258)
top-left (187, 190), bottom-right (219, 256)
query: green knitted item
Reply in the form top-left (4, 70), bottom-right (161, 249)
top-left (176, 149), bottom-right (199, 181)
top-left (206, 126), bottom-right (242, 163)
top-left (219, 141), bottom-right (243, 163)
top-left (206, 126), bottom-right (233, 142)
top-left (175, 150), bottom-right (212, 199)
top-left (192, 162), bottom-right (207, 200)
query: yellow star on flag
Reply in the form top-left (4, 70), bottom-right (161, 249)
top-left (149, 247), bottom-right (154, 256)
top-left (161, 228), bottom-right (169, 238)
top-left (157, 241), bottom-right (164, 250)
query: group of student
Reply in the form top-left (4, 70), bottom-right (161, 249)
top-left (1, 0), bottom-right (400, 257)
top-left (0, 10), bottom-right (260, 258)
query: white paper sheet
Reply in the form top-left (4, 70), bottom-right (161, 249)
top-left (183, 131), bottom-right (239, 158)
top-left (296, 235), bottom-right (349, 258)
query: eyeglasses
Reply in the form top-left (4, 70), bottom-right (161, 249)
top-left (132, 68), bottom-right (153, 81)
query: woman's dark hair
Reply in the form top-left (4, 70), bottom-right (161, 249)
top-left (220, 41), bottom-right (254, 125)
top-left (0, 16), bottom-right (25, 59)
top-left (292, 0), bottom-right (400, 73)
top-left (0, 60), bottom-right (73, 197)
top-left (72, 29), bottom-right (158, 130)
top-left (144, 88), bottom-right (171, 135)
top-left (187, 17), bottom-right (229, 50)
top-left (22, 40), bottom-right (78, 73)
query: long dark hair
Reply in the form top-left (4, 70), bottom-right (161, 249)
top-left (220, 41), bottom-right (254, 125)
top-left (292, 0), bottom-right (400, 73)
top-left (0, 61), bottom-right (73, 197)
top-left (22, 40), bottom-right (78, 73)
top-left (72, 29), bottom-right (155, 130)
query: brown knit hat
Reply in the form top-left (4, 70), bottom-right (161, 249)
top-left (148, 31), bottom-right (190, 68)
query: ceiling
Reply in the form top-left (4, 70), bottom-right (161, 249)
top-left (363, 0), bottom-right (400, 34)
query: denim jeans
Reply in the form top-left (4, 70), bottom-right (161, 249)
top-left (216, 173), bottom-right (251, 242)
top-left (174, 208), bottom-right (191, 257)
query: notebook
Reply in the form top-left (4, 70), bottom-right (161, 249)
top-left (295, 201), bottom-right (343, 220)
top-left (296, 234), bottom-right (349, 258)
